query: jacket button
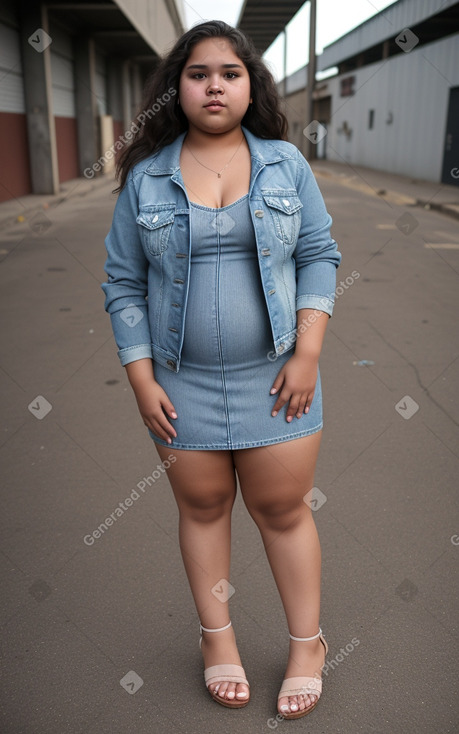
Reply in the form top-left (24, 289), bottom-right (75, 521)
top-left (282, 199), bottom-right (290, 207)
top-left (167, 360), bottom-right (176, 368)
top-left (254, 210), bottom-right (264, 218)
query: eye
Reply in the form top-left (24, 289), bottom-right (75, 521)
top-left (225, 72), bottom-right (239, 79)
top-left (191, 73), bottom-right (206, 79)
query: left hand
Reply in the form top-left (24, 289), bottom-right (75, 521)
top-left (270, 353), bottom-right (318, 422)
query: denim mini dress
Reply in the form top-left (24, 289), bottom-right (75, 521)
top-left (149, 194), bottom-right (322, 450)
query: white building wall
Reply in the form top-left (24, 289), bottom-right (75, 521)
top-left (49, 24), bottom-right (76, 118)
top-left (319, 0), bottom-right (458, 72)
top-left (325, 34), bottom-right (459, 182)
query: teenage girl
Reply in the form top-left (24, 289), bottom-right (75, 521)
top-left (103, 20), bottom-right (341, 720)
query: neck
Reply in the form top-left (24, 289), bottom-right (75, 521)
top-left (185, 124), bottom-right (244, 150)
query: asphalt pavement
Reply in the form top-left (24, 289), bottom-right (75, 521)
top-left (0, 163), bottom-right (458, 734)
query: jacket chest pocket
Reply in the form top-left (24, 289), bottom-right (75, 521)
top-left (262, 193), bottom-right (302, 247)
top-left (136, 206), bottom-right (175, 255)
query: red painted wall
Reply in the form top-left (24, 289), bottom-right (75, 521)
top-left (0, 112), bottom-right (32, 202)
top-left (54, 116), bottom-right (79, 182)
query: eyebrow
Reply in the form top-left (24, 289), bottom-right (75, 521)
top-left (185, 64), bottom-right (244, 70)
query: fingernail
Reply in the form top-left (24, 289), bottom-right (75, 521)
top-left (171, 412), bottom-right (177, 418)
top-left (270, 388), bottom-right (276, 394)
top-left (287, 416), bottom-right (292, 422)
top-left (305, 407), bottom-right (309, 414)
top-left (271, 410), bottom-right (277, 417)
top-left (167, 438), bottom-right (171, 444)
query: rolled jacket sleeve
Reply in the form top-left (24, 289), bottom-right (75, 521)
top-left (101, 172), bottom-right (153, 366)
top-left (294, 149), bottom-right (341, 316)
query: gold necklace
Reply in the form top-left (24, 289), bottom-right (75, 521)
top-left (185, 135), bottom-right (245, 178)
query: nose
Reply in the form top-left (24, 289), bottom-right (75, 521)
top-left (207, 78), bottom-right (223, 94)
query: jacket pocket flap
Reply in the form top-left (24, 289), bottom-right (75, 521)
top-left (261, 194), bottom-right (303, 215)
top-left (136, 206), bottom-right (175, 230)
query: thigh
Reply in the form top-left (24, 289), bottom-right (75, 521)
top-left (232, 432), bottom-right (322, 517)
top-left (154, 443), bottom-right (237, 513)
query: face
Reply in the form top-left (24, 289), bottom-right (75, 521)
top-left (178, 37), bottom-right (252, 134)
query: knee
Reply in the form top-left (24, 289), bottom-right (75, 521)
top-left (248, 500), bottom-right (307, 532)
top-left (181, 487), bottom-right (236, 523)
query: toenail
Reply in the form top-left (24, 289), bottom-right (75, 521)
top-left (227, 691), bottom-right (235, 698)
top-left (280, 705), bottom-right (289, 711)
top-left (236, 691), bottom-right (247, 698)
top-left (291, 704), bottom-right (298, 711)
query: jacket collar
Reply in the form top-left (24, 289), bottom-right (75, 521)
top-left (144, 125), bottom-right (292, 176)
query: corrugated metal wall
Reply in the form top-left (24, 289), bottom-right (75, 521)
top-left (324, 34), bottom-right (459, 181)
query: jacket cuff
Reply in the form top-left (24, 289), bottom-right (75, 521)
top-left (296, 294), bottom-right (335, 317)
top-left (118, 344), bottom-right (153, 366)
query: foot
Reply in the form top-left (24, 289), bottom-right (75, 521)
top-left (278, 636), bottom-right (326, 716)
top-left (200, 624), bottom-right (250, 703)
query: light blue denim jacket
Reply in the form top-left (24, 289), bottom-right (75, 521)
top-left (102, 126), bottom-right (341, 372)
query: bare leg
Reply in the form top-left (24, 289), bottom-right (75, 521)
top-left (154, 443), bottom-right (250, 703)
top-left (233, 432), bottom-right (325, 715)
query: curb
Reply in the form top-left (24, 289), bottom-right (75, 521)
top-left (0, 175), bottom-right (116, 233)
top-left (312, 166), bottom-right (459, 221)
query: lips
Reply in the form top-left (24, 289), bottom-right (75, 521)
top-left (204, 100), bottom-right (225, 107)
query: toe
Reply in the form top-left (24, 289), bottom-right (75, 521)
top-left (289, 695), bottom-right (299, 712)
top-left (278, 695), bottom-right (290, 714)
top-left (225, 682), bottom-right (236, 700)
top-left (217, 681), bottom-right (229, 698)
top-left (236, 683), bottom-right (249, 700)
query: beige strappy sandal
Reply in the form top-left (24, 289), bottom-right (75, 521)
top-left (199, 620), bottom-right (250, 708)
top-left (277, 627), bottom-right (328, 720)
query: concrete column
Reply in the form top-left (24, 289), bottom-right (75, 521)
top-left (107, 58), bottom-right (124, 122)
top-left (19, 1), bottom-right (59, 195)
top-left (131, 64), bottom-right (143, 115)
top-left (122, 60), bottom-right (132, 131)
top-left (74, 36), bottom-right (98, 176)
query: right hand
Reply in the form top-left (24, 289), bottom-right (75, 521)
top-left (133, 380), bottom-right (177, 444)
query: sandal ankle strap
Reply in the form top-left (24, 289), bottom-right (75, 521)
top-left (289, 626), bottom-right (322, 642)
top-left (199, 620), bottom-right (232, 634)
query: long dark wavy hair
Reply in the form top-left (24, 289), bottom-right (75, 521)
top-left (114, 20), bottom-right (288, 191)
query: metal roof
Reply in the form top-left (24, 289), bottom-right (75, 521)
top-left (237, 0), bottom-right (306, 54)
top-left (319, 0), bottom-right (459, 71)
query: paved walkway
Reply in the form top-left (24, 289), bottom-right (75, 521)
top-left (0, 163), bottom-right (458, 733)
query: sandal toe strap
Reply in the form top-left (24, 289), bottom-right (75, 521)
top-left (278, 676), bottom-right (322, 699)
top-left (204, 664), bottom-right (249, 687)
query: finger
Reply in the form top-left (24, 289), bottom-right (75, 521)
top-left (304, 390), bottom-right (315, 414)
top-left (150, 413), bottom-right (177, 442)
top-left (270, 367), bottom-right (285, 395)
top-left (286, 395), bottom-right (302, 422)
top-left (163, 399), bottom-right (177, 419)
top-left (271, 390), bottom-right (290, 417)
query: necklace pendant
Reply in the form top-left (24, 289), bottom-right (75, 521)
top-left (217, 173), bottom-right (222, 178)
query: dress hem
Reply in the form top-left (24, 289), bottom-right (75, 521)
top-left (150, 421), bottom-right (323, 451)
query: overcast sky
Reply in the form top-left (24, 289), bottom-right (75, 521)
top-left (182, 0), bottom-right (398, 80)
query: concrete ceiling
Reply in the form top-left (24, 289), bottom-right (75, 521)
top-left (237, 0), bottom-right (307, 53)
